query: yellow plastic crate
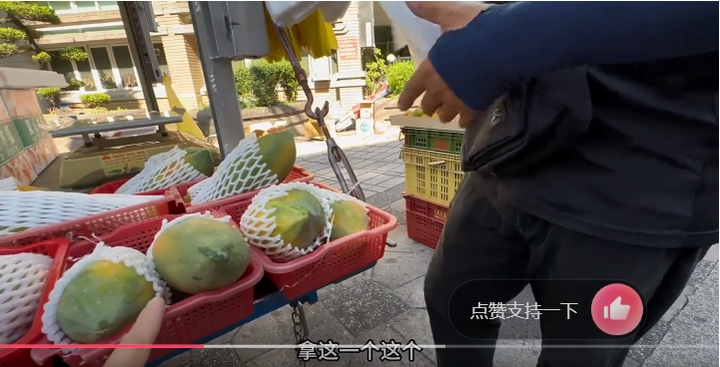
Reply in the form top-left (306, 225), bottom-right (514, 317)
top-left (402, 147), bottom-right (465, 206)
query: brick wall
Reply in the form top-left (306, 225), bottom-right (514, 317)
top-left (156, 2), bottom-right (204, 110)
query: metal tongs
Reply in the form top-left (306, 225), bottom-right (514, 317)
top-left (272, 24), bottom-right (365, 201)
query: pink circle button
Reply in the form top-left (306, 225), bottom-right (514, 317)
top-left (591, 283), bottom-right (644, 336)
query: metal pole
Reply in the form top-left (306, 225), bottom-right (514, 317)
top-left (189, 1), bottom-right (246, 159)
top-left (118, 1), bottom-right (160, 113)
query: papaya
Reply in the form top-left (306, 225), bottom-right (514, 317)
top-left (183, 148), bottom-right (215, 177)
top-left (265, 189), bottom-right (327, 250)
top-left (329, 199), bottom-right (369, 241)
top-left (55, 260), bottom-right (156, 344)
top-left (186, 131), bottom-right (297, 204)
top-left (149, 214), bottom-right (251, 295)
top-left (0, 253), bottom-right (52, 344)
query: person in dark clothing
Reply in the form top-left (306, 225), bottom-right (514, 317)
top-left (398, 2), bottom-right (718, 367)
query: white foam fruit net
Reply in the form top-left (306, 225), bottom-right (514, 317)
top-left (240, 182), bottom-right (334, 263)
top-left (116, 146), bottom-right (208, 195)
top-left (0, 177), bottom-right (18, 191)
top-left (0, 253), bottom-right (53, 344)
top-left (42, 242), bottom-right (168, 352)
top-left (0, 191), bottom-right (164, 238)
top-left (146, 211), bottom-right (233, 263)
top-left (188, 134), bottom-right (278, 205)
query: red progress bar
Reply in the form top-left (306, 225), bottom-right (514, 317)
top-left (1, 345), bottom-right (205, 349)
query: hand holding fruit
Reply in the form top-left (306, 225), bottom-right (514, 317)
top-left (103, 297), bottom-right (166, 367)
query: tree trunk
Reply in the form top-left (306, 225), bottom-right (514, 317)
top-left (9, 16), bottom-right (48, 70)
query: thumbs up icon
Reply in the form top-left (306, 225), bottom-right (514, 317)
top-left (604, 297), bottom-right (631, 320)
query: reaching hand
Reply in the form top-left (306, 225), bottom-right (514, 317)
top-left (103, 297), bottom-right (166, 367)
top-left (398, 1), bottom-right (492, 127)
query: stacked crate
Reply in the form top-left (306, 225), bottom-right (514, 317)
top-left (400, 125), bottom-right (465, 249)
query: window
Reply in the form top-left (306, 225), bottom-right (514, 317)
top-left (111, 46), bottom-right (138, 88)
top-left (90, 47), bottom-right (118, 89)
top-left (48, 43), bottom-right (154, 92)
top-left (42, 1), bottom-right (118, 14)
top-left (48, 56), bottom-right (75, 84)
top-left (75, 57), bottom-right (97, 91)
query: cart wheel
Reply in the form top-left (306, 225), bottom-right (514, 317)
top-left (386, 240), bottom-right (397, 248)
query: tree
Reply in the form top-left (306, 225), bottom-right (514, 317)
top-left (0, 1), bottom-right (88, 70)
top-left (363, 48), bottom-right (388, 97)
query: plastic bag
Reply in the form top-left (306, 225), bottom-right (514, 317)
top-left (266, 1), bottom-right (350, 28)
top-left (378, 1), bottom-right (442, 68)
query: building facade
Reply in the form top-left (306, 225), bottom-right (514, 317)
top-left (0, 1), bottom-right (372, 113)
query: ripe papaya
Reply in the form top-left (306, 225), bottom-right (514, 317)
top-left (329, 199), bottom-right (369, 241)
top-left (56, 260), bottom-right (156, 344)
top-left (149, 215), bottom-right (251, 295)
top-left (183, 148), bottom-right (215, 177)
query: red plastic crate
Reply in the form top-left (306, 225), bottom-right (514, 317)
top-left (30, 212), bottom-right (264, 367)
top-left (404, 193), bottom-right (448, 250)
top-left (218, 182), bottom-right (399, 300)
top-left (0, 238), bottom-right (71, 367)
top-left (0, 189), bottom-right (184, 248)
top-left (186, 165), bottom-right (315, 215)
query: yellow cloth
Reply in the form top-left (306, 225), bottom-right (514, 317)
top-left (264, 5), bottom-right (338, 63)
top-left (162, 76), bottom-right (206, 141)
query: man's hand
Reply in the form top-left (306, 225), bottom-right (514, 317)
top-left (104, 297), bottom-right (166, 367)
top-left (398, 2), bottom-right (491, 127)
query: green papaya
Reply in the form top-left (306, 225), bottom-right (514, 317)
top-left (263, 189), bottom-right (326, 250)
top-left (257, 131), bottom-right (296, 183)
top-left (183, 148), bottom-right (215, 177)
top-left (56, 261), bottom-right (156, 344)
top-left (151, 216), bottom-right (251, 294)
top-left (329, 199), bottom-right (369, 241)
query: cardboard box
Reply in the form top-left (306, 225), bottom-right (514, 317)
top-left (58, 131), bottom-right (219, 190)
top-left (0, 120), bottom-right (25, 164)
top-left (14, 115), bottom-right (48, 148)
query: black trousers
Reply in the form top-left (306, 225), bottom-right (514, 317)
top-left (424, 171), bottom-right (710, 367)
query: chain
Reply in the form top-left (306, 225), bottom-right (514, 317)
top-left (292, 301), bottom-right (309, 367)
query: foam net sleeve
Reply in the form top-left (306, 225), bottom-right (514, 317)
top-left (0, 191), bottom-right (164, 237)
top-left (0, 253), bottom-right (53, 344)
top-left (188, 134), bottom-right (278, 205)
top-left (116, 146), bottom-right (207, 195)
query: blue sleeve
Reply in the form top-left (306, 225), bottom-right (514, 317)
top-left (429, 1), bottom-right (720, 111)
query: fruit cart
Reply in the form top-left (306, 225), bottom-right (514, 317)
top-left (0, 3), bottom-right (398, 367)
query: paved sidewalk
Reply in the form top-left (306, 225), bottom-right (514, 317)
top-left (159, 138), bottom-right (718, 367)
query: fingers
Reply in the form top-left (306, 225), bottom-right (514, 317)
top-left (421, 90), bottom-right (442, 117)
top-left (103, 297), bottom-right (166, 367)
top-left (458, 106), bottom-right (479, 128)
top-left (398, 60), bottom-right (431, 111)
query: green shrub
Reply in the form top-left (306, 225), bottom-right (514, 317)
top-left (249, 60), bottom-right (280, 107)
top-left (363, 48), bottom-right (388, 97)
top-left (232, 59), bottom-right (299, 108)
top-left (37, 88), bottom-right (60, 100)
top-left (387, 61), bottom-right (415, 96)
top-left (274, 60), bottom-right (299, 103)
top-left (64, 78), bottom-right (84, 91)
top-left (80, 93), bottom-right (111, 108)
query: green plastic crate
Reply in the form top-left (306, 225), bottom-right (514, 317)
top-left (401, 127), bottom-right (464, 154)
